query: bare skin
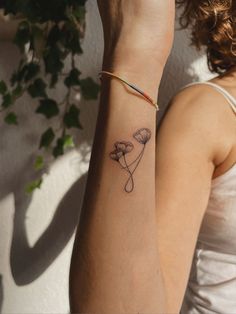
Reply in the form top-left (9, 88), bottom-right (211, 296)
top-left (155, 71), bottom-right (236, 312)
top-left (69, 1), bottom-right (175, 312)
top-left (69, 1), bottom-right (236, 313)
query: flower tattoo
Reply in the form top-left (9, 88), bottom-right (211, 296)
top-left (109, 128), bottom-right (151, 193)
top-left (133, 128), bottom-right (151, 144)
top-left (109, 141), bottom-right (134, 161)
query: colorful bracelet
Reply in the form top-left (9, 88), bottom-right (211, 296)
top-left (98, 71), bottom-right (159, 111)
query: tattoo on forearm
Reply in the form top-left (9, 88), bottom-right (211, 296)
top-left (109, 128), bottom-right (151, 193)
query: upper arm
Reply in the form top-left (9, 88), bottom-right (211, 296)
top-left (154, 87), bottom-right (231, 313)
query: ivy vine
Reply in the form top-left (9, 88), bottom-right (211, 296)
top-left (0, 0), bottom-right (100, 193)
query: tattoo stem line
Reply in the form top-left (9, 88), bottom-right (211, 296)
top-left (123, 154), bottom-right (134, 193)
top-left (123, 145), bottom-right (145, 193)
top-left (119, 145), bottom-right (145, 171)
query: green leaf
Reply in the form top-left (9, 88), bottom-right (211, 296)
top-left (52, 134), bottom-right (75, 158)
top-left (26, 178), bottom-right (43, 194)
top-left (10, 71), bottom-right (19, 86)
top-left (0, 80), bottom-right (7, 94)
top-left (16, 66), bottom-right (27, 83)
top-left (10, 59), bottom-right (26, 85)
top-left (12, 85), bottom-right (23, 98)
top-left (53, 138), bottom-right (64, 158)
top-left (11, 63), bottom-right (40, 85)
top-left (28, 78), bottom-right (47, 98)
top-left (34, 155), bottom-right (44, 170)
top-left (47, 25), bottom-right (62, 45)
top-left (2, 93), bottom-right (13, 108)
top-left (80, 77), bottom-right (100, 100)
top-left (61, 23), bottom-right (83, 55)
top-left (36, 99), bottom-right (59, 119)
top-left (63, 104), bottom-right (83, 129)
top-left (14, 21), bottom-right (31, 52)
top-left (63, 134), bottom-right (75, 149)
top-left (43, 46), bottom-right (64, 75)
top-left (4, 112), bottom-right (18, 125)
top-left (64, 68), bottom-right (81, 87)
top-left (24, 63), bottom-right (40, 82)
top-left (39, 128), bottom-right (55, 148)
top-left (73, 5), bottom-right (86, 20)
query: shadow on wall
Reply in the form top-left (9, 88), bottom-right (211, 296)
top-left (0, 5), bottom-right (208, 313)
top-left (0, 39), bottom-right (99, 310)
top-left (10, 172), bottom-right (88, 285)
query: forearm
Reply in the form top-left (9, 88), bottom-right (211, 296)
top-left (69, 50), bottom-right (166, 313)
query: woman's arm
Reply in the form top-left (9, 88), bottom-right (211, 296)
top-left (154, 86), bottom-right (231, 313)
top-left (69, 1), bottom-right (175, 312)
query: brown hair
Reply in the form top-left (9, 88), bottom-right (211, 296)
top-left (175, 0), bottom-right (236, 74)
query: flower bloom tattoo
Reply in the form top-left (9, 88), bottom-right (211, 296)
top-left (109, 128), bottom-right (151, 193)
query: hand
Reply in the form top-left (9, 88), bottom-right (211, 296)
top-left (97, 0), bottom-right (175, 69)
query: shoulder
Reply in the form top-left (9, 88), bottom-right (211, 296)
top-left (167, 83), bottom-right (233, 124)
top-left (169, 82), bottom-right (236, 124)
top-left (157, 83), bottom-right (234, 166)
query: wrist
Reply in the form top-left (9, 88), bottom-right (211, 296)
top-left (102, 46), bottom-right (164, 93)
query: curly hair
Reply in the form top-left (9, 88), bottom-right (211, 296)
top-left (175, 0), bottom-right (236, 74)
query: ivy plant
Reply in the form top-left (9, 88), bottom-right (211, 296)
top-left (0, 0), bottom-right (100, 193)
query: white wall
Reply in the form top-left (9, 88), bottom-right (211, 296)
top-left (0, 1), bottom-right (216, 313)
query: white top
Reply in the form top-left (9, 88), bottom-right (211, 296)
top-left (178, 81), bottom-right (236, 313)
